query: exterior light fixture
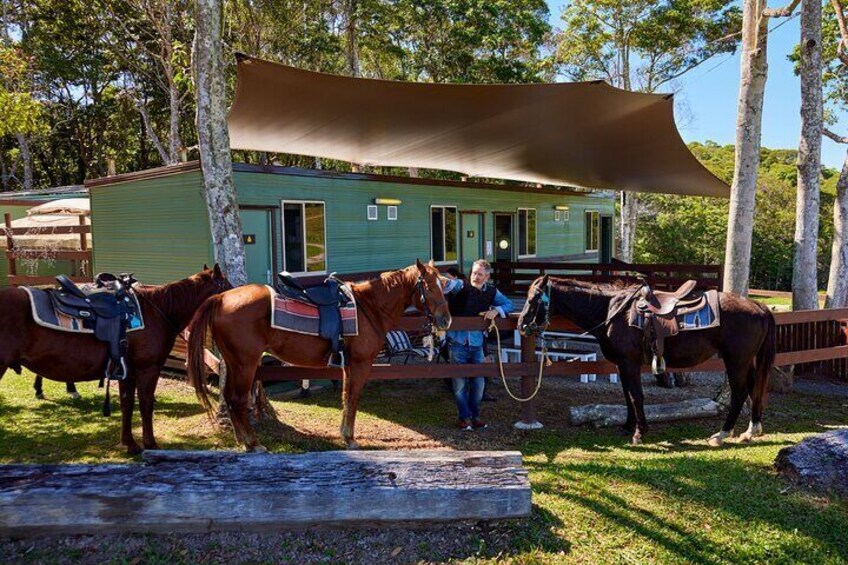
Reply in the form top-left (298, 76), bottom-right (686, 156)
top-left (554, 205), bottom-right (570, 221)
top-left (554, 205), bottom-right (570, 211)
top-left (374, 198), bottom-right (402, 205)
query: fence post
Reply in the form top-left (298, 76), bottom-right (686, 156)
top-left (514, 332), bottom-right (543, 430)
top-left (4, 213), bottom-right (15, 278)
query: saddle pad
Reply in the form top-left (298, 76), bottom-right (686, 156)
top-left (268, 286), bottom-right (358, 337)
top-left (628, 290), bottom-right (720, 332)
top-left (23, 286), bottom-right (145, 334)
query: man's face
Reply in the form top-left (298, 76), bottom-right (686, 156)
top-left (470, 265), bottom-right (490, 289)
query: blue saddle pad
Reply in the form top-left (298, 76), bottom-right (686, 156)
top-left (23, 286), bottom-right (144, 334)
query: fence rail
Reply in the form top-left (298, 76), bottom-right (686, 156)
top-left (491, 260), bottom-right (723, 295)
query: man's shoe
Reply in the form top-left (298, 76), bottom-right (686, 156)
top-left (472, 418), bottom-right (488, 430)
top-left (457, 419), bottom-right (473, 431)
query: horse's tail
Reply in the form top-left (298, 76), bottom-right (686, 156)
top-left (752, 306), bottom-right (777, 418)
top-left (186, 294), bottom-right (222, 416)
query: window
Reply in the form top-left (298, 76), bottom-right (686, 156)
top-left (430, 206), bottom-right (457, 262)
top-left (518, 208), bottom-right (536, 257)
top-left (282, 201), bottom-right (326, 273)
top-left (585, 210), bottom-right (600, 252)
top-left (367, 205), bottom-right (378, 220)
top-left (387, 205), bottom-right (398, 221)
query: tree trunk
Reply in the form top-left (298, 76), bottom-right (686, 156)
top-left (194, 0), bottom-right (247, 286)
top-left (826, 149), bottom-right (848, 307)
top-left (724, 0), bottom-right (770, 296)
top-left (793, 0), bottom-right (823, 310)
top-left (346, 0), bottom-right (360, 77)
top-left (136, 97), bottom-right (170, 164)
top-left (15, 133), bottom-right (32, 191)
top-left (168, 79), bottom-right (183, 164)
top-left (619, 191), bottom-right (637, 262)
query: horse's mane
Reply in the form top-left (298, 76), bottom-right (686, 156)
top-left (349, 267), bottom-right (414, 320)
top-left (134, 275), bottom-right (206, 327)
top-left (549, 277), bottom-right (634, 297)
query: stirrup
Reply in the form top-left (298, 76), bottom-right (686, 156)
top-left (327, 351), bottom-right (345, 368)
top-left (106, 357), bottom-right (129, 381)
top-left (651, 355), bottom-right (666, 375)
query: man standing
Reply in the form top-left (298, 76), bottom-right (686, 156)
top-left (443, 259), bottom-right (514, 431)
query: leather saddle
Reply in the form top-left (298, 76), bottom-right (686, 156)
top-left (633, 280), bottom-right (707, 375)
top-left (48, 273), bottom-right (138, 380)
top-left (276, 272), bottom-right (351, 366)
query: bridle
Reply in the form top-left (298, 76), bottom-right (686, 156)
top-left (521, 280), bottom-right (552, 337)
top-left (415, 274), bottom-right (447, 332)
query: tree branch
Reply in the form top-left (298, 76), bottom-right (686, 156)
top-left (824, 127), bottom-right (848, 144)
top-left (832, 0), bottom-right (848, 65)
top-left (763, 0), bottom-right (801, 18)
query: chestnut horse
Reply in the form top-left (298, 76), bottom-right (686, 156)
top-left (518, 276), bottom-right (776, 446)
top-left (187, 260), bottom-right (451, 451)
top-left (0, 265), bottom-right (231, 454)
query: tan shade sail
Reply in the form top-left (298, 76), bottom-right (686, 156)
top-left (229, 56), bottom-right (728, 198)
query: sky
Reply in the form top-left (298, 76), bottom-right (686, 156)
top-left (547, 1), bottom-right (848, 170)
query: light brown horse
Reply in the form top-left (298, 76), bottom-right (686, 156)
top-left (187, 260), bottom-right (451, 451)
top-left (518, 276), bottom-right (776, 446)
top-left (0, 266), bottom-right (231, 454)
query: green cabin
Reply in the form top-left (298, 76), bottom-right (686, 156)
top-left (85, 162), bottom-right (615, 285)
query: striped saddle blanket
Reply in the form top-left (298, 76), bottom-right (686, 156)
top-left (269, 286), bottom-right (358, 337)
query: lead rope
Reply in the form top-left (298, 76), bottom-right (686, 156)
top-left (489, 318), bottom-right (549, 402)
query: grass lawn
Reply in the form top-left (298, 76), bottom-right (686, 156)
top-left (1, 368), bottom-right (847, 564)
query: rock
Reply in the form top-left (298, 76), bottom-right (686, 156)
top-left (775, 429), bottom-right (848, 497)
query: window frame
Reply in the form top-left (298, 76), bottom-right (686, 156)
top-left (517, 207), bottom-right (537, 259)
top-left (584, 210), bottom-right (600, 253)
top-left (280, 199), bottom-right (328, 276)
top-left (430, 205), bottom-right (459, 265)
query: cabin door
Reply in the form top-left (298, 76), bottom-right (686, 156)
top-left (239, 208), bottom-right (275, 285)
top-left (600, 215), bottom-right (614, 263)
top-left (460, 212), bottom-right (484, 275)
top-left (494, 214), bottom-right (514, 263)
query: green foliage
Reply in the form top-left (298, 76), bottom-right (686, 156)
top-left (0, 46), bottom-right (47, 136)
top-left (637, 142), bottom-right (838, 291)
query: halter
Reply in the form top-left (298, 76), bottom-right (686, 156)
top-left (522, 279), bottom-right (552, 337)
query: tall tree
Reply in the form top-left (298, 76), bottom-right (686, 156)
top-left (556, 0), bottom-right (741, 263)
top-left (195, 0), bottom-right (246, 285)
top-left (822, 0), bottom-right (848, 307)
top-left (793, 0), bottom-right (824, 310)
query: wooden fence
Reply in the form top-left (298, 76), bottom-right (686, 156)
top-left (491, 260), bottom-right (723, 295)
top-left (2, 212), bottom-right (91, 286)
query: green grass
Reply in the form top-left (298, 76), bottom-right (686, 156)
top-left (1, 369), bottom-right (847, 563)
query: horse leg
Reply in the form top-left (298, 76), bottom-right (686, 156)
top-left (224, 360), bottom-right (266, 453)
top-left (707, 360), bottom-right (752, 447)
top-left (616, 366), bottom-right (637, 434)
top-left (119, 378), bottom-right (142, 455)
top-left (620, 362), bottom-right (648, 445)
top-left (66, 381), bottom-right (80, 400)
top-left (34, 375), bottom-right (44, 399)
top-left (739, 364), bottom-right (765, 443)
top-left (136, 370), bottom-right (161, 450)
top-left (340, 361), bottom-right (371, 449)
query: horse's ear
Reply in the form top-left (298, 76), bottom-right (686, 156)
top-left (428, 259), bottom-right (435, 268)
top-left (415, 259), bottom-right (426, 274)
top-left (203, 263), bottom-right (209, 270)
top-left (541, 274), bottom-right (549, 288)
top-left (213, 263), bottom-right (223, 278)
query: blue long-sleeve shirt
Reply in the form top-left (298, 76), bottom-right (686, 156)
top-left (443, 278), bottom-right (514, 347)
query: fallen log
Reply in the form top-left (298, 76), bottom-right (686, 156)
top-left (0, 450), bottom-right (530, 537)
top-left (569, 398), bottom-right (721, 427)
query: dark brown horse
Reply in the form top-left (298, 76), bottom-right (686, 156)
top-left (187, 260), bottom-right (451, 451)
top-left (0, 266), bottom-right (231, 454)
top-left (517, 276), bottom-right (776, 446)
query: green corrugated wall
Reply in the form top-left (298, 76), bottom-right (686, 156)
top-left (235, 171), bottom-right (615, 275)
top-left (88, 167), bottom-right (614, 284)
top-left (90, 171), bottom-right (213, 284)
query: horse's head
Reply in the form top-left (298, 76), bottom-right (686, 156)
top-left (413, 259), bottom-right (452, 331)
top-left (198, 263), bottom-right (234, 296)
top-left (518, 275), bottom-right (551, 337)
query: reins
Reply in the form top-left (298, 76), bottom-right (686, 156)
top-left (489, 318), bottom-right (548, 403)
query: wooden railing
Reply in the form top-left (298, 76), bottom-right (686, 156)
top-left (2, 212), bottom-right (91, 286)
top-left (492, 259), bottom-right (723, 295)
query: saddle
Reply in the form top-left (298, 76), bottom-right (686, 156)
top-left (48, 273), bottom-right (139, 380)
top-left (632, 280), bottom-right (711, 375)
top-left (276, 272), bottom-right (352, 366)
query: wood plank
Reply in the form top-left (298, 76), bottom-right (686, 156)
top-left (569, 398), bottom-right (721, 427)
top-left (5, 250), bottom-right (91, 261)
top-left (8, 275), bottom-right (91, 286)
top-left (0, 450), bottom-right (531, 536)
top-left (0, 225), bottom-right (91, 236)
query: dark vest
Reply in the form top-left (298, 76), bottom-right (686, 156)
top-left (448, 283), bottom-right (497, 317)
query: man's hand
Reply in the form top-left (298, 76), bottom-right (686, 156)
top-left (480, 308), bottom-right (499, 321)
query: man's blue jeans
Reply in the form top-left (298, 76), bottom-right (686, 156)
top-left (449, 343), bottom-right (485, 420)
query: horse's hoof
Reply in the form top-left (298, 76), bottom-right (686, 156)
top-left (249, 444), bottom-right (268, 453)
top-left (346, 441), bottom-right (360, 450)
top-left (631, 435), bottom-right (643, 446)
top-left (707, 434), bottom-right (724, 448)
top-left (69, 392), bottom-right (81, 400)
top-left (35, 393), bottom-right (45, 400)
top-left (125, 443), bottom-right (143, 456)
top-left (738, 433), bottom-right (753, 443)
